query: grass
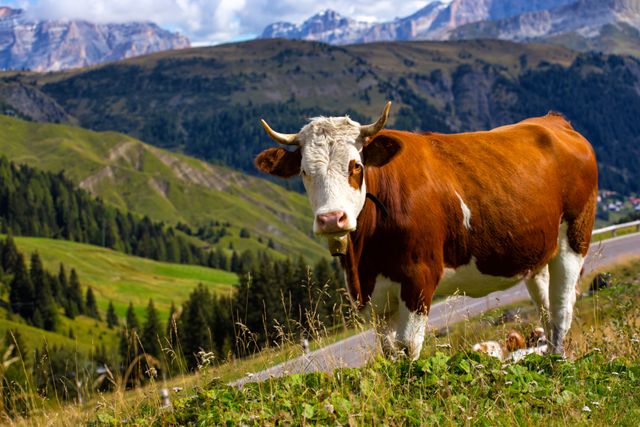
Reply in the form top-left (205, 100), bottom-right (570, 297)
top-left (0, 256), bottom-right (631, 426)
top-left (6, 234), bottom-right (238, 322)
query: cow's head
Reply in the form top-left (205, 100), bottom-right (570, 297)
top-left (255, 102), bottom-right (400, 238)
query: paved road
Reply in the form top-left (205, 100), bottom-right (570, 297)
top-left (238, 233), bottom-right (640, 385)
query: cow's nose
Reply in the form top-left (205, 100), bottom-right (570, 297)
top-left (316, 211), bottom-right (348, 233)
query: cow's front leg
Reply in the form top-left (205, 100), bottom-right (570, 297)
top-left (395, 301), bottom-right (428, 360)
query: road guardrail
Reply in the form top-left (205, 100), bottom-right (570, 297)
top-left (591, 219), bottom-right (640, 240)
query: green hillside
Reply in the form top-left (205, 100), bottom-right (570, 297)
top-left (0, 115), bottom-right (327, 262)
top-left (5, 234), bottom-right (237, 322)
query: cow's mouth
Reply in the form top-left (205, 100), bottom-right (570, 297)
top-left (316, 229), bottom-right (353, 239)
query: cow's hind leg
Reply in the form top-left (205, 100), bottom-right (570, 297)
top-left (547, 222), bottom-right (585, 355)
top-left (525, 264), bottom-right (552, 342)
top-left (396, 301), bottom-right (427, 360)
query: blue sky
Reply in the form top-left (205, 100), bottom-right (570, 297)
top-left (0, 0), bottom-right (441, 46)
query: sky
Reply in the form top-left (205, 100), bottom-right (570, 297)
top-left (0, 0), bottom-right (441, 46)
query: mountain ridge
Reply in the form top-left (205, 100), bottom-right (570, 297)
top-left (0, 7), bottom-right (190, 72)
top-left (260, 0), bottom-right (577, 44)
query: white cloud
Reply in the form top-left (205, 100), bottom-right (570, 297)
top-left (1, 0), bottom-right (443, 46)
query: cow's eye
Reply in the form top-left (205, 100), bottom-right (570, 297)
top-left (354, 163), bottom-right (362, 171)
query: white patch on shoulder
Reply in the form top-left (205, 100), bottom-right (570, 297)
top-left (436, 257), bottom-right (523, 298)
top-left (456, 191), bottom-right (472, 230)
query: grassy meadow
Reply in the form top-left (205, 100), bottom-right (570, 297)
top-left (4, 235), bottom-right (238, 323)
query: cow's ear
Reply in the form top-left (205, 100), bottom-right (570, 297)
top-left (363, 135), bottom-right (401, 167)
top-left (255, 147), bottom-right (302, 179)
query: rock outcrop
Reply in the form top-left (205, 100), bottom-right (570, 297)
top-left (0, 81), bottom-right (73, 123)
top-left (0, 7), bottom-right (190, 72)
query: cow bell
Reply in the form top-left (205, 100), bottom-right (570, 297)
top-left (328, 235), bottom-right (348, 257)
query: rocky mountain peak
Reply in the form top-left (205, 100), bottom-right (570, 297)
top-left (0, 7), bottom-right (190, 72)
top-left (260, 0), bottom-right (578, 44)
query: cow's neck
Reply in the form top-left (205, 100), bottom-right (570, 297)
top-left (340, 167), bottom-right (386, 309)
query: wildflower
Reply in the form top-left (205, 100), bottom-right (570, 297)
top-left (612, 372), bottom-right (619, 375)
top-left (592, 348), bottom-right (601, 352)
top-left (93, 402), bottom-right (105, 412)
top-left (505, 381), bottom-right (513, 386)
top-left (528, 381), bottom-right (537, 386)
top-left (607, 386), bottom-right (611, 391)
top-left (475, 364), bottom-right (485, 370)
top-left (324, 403), bottom-right (335, 413)
top-left (145, 367), bottom-right (158, 378)
top-left (591, 402), bottom-right (599, 406)
top-left (248, 415), bottom-right (259, 421)
top-left (582, 406), bottom-right (591, 412)
top-left (501, 363), bottom-right (512, 369)
top-left (173, 387), bottom-right (183, 393)
top-left (631, 339), bottom-right (639, 343)
top-left (436, 343), bottom-right (451, 348)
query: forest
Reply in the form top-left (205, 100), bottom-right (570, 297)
top-left (0, 155), bottom-right (237, 271)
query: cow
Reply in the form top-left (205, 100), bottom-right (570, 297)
top-left (255, 102), bottom-right (597, 360)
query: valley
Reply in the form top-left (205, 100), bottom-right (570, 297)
top-left (0, 115), bottom-right (327, 261)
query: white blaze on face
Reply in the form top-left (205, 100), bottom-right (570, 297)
top-left (297, 116), bottom-right (367, 236)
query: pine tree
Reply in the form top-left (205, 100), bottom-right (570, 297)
top-left (1, 235), bottom-right (18, 274)
top-left (29, 251), bottom-right (58, 331)
top-left (9, 254), bottom-right (35, 319)
top-left (32, 308), bottom-right (43, 329)
top-left (207, 251), bottom-right (217, 269)
top-left (66, 268), bottom-right (84, 316)
top-left (141, 299), bottom-right (162, 359)
top-left (216, 247), bottom-right (228, 271)
top-left (126, 302), bottom-right (140, 331)
top-left (58, 263), bottom-right (69, 300)
top-left (230, 251), bottom-right (239, 273)
top-left (106, 301), bottom-right (118, 328)
top-left (179, 284), bottom-right (213, 369)
top-left (85, 287), bottom-right (101, 320)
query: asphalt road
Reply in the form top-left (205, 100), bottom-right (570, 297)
top-left (238, 233), bottom-right (640, 385)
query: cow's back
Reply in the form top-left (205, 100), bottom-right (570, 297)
top-left (369, 113), bottom-right (597, 282)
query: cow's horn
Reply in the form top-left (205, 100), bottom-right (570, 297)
top-left (360, 102), bottom-right (391, 137)
top-left (261, 120), bottom-right (298, 145)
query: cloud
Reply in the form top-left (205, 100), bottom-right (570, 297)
top-left (2, 0), bottom-right (442, 46)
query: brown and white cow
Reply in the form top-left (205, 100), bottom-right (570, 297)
top-left (255, 103), bottom-right (597, 360)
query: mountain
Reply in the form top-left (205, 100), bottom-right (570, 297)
top-left (3, 38), bottom-right (639, 197)
top-left (0, 7), bottom-right (190, 72)
top-left (260, 1), bottom-right (576, 44)
top-left (449, 0), bottom-right (640, 56)
top-left (0, 114), bottom-right (327, 261)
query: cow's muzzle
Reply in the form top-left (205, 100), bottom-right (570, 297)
top-left (316, 211), bottom-right (351, 236)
